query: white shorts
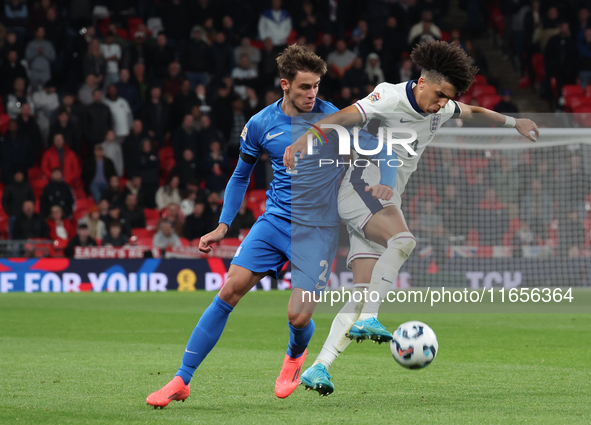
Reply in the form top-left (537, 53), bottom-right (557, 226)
top-left (338, 163), bottom-right (404, 269)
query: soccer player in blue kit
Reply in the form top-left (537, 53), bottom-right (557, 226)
top-left (146, 45), bottom-right (395, 407)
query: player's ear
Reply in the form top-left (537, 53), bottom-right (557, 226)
top-left (417, 76), bottom-right (426, 89)
top-left (280, 78), bottom-right (290, 93)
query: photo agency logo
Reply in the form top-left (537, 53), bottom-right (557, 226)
top-left (305, 124), bottom-right (418, 168)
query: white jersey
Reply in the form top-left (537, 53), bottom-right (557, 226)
top-left (353, 80), bottom-right (461, 195)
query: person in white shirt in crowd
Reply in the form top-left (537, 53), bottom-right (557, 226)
top-left (365, 53), bottom-right (385, 86)
top-left (101, 130), bottom-right (124, 177)
top-left (100, 31), bottom-right (122, 91)
top-left (156, 174), bottom-right (182, 210)
top-left (258, 0), bottom-right (292, 47)
top-left (234, 36), bottom-right (261, 68)
top-left (327, 39), bottom-right (356, 78)
top-left (32, 80), bottom-right (60, 143)
top-left (231, 53), bottom-right (258, 100)
top-left (407, 11), bottom-right (442, 44)
top-left (104, 84), bottom-right (132, 143)
top-left (152, 219), bottom-right (182, 249)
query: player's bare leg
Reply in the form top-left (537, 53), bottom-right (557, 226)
top-left (275, 288), bottom-right (318, 398)
top-left (147, 265), bottom-right (265, 409)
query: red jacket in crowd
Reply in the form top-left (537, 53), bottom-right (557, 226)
top-left (47, 218), bottom-right (76, 241)
top-left (41, 145), bottom-right (81, 186)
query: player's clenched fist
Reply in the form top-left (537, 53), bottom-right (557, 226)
top-left (199, 224), bottom-right (228, 253)
top-left (365, 184), bottom-right (393, 201)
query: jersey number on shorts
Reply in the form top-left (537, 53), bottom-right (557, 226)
top-left (409, 139), bottom-right (419, 157)
top-left (316, 260), bottom-right (329, 290)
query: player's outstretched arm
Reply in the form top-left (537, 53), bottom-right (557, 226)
top-left (457, 102), bottom-right (539, 142)
top-left (283, 104), bottom-right (363, 169)
top-left (199, 156), bottom-right (256, 253)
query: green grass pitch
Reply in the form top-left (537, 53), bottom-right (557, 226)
top-left (0, 291), bottom-right (589, 424)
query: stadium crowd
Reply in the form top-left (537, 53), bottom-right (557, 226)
top-left (0, 0), bottom-right (589, 259)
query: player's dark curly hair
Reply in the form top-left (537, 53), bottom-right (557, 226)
top-left (410, 40), bottom-right (479, 95)
top-left (276, 44), bottom-right (327, 82)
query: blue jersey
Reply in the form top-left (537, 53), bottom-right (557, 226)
top-left (238, 98), bottom-right (344, 227)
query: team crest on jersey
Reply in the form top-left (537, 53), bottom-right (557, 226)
top-left (367, 92), bottom-right (381, 103)
top-left (430, 114), bottom-right (441, 133)
top-left (240, 125), bottom-right (248, 140)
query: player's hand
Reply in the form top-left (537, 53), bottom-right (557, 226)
top-left (515, 118), bottom-right (539, 142)
top-left (365, 184), bottom-right (393, 200)
top-left (283, 132), bottom-right (310, 170)
top-left (199, 224), bottom-right (228, 253)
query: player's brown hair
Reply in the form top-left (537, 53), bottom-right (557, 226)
top-left (410, 40), bottom-right (478, 95)
top-left (276, 44), bottom-right (327, 82)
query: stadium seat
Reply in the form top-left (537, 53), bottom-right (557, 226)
top-left (471, 85), bottom-right (496, 98)
top-left (473, 75), bottom-right (487, 86)
top-left (568, 96), bottom-right (591, 110)
top-left (179, 237), bottom-right (190, 247)
top-left (573, 105), bottom-right (591, 127)
top-left (562, 84), bottom-right (584, 98)
top-left (532, 53), bottom-right (545, 82)
top-left (457, 94), bottom-right (472, 105)
top-left (135, 236), bottom-right (153, 247)
top-left (585, 86), bottom-right (591, 97)
top-left (132, 228), bottom-right (156, 238)
top-left (144, 208), bottom-right (161, 231)
top-left (76, 199), bottom-right (95, 211)
top-left (478, 95), bottom-right (502, 110)
top-left (191, 238), bottom-right (201, 247)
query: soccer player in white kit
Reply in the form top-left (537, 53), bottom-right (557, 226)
top-left (283, 40), bottom-right (539, 396)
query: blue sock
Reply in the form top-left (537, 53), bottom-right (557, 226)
top-left (175, 295), bottom-right (234, 385)
top-left (286, 319), bottom-right (315, 359)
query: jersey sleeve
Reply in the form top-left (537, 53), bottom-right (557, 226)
top-left (355, 128), bottom-right (397, 189)
top-left (439, 100), bottom-right (462, 124)
top-left (354, 83), bottom-right (401, 124)
top-left (239, 117), bottom-right (263, 159)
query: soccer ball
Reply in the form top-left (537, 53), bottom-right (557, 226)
top-left (390, 321), bottom-right (438, 369)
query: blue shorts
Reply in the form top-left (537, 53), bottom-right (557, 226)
top-left (230, 212), bottom-right (338, 293)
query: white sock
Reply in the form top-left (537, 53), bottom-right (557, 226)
top-left (313, 284), bottom-right (368, 369)
top-left (359, 232), bottom-right (416, 321)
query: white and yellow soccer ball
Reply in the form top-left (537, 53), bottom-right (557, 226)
top-left (390, 321), bottom-right (438, 369)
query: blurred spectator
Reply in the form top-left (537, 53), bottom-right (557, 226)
top-left (133, 139), bottom-right (159, 208)
top-left (162, 62), bottom-right (183, 99)
top-left (408, 11), bottom-right (441, 44)
top-left (235, 36), bottom-right (261, 68)
top-left (163, 202), bottom-right (185, 237)
top-left (98, 198), bottom-right (110, 224)
top-left (369, 36), bottom-right (395, 83)
top-left (0, 119), bottom-right (33, 185)
top-left (557, 154), bottom-right (591, 217)
top-left (327, 39), bottom-right (356, 79)
top-left (105, 204), bottom-right (131, 237)
top-left (49, 109), bottom-right (81, 155)
top-left (17, 103), bottom-right (43, 153)
top-left (41, 133), bottom-right (80, 186)
top-left (0, 50), bottom-right (28, 97)
top-left (122, 119), bottom-right (147, 175)
top-left (126, 31), bottom-right (150, 70)
top-left (82, 144), bottom-right (117, 203)
top-left (232, 53), bottom-right (258, 100)
top-left (259, 37), bottom-right (281, 86)
top-left (156, 174), bottom-right (182, 210)
top-left (468, 171), bottom-right (487, 206)
top-left (123, 175), bottom-right (149, 209)
top-left (475, 187), bottom-right (509, 245)
top-left (203, 141), bottom-right (230, 196)
top-left (316, 33), bottom-right (334, 62)
top-left (132, 63), bottom-right (149, 103)
top-left (544, 22), bottom-right (577, 106)
top-left (4, 0), bottom-right (29, 35)
top-left (25, 26), bottom-right (55, 89)
top-left (32, 80), bottom-right (59, 144)
top-left (2, 171), bottom-right (35, 238)
top-left (492, 157), bottom-right (520, 217)
top-left (43, 7), bottom-right (65, 56)
top-left (383, 17), bottom-right (407, 67)
top-left (184, 199), bottom-right (213, 240)
top-left (342, 57), bottom-right (369, 97)
top-left (180, 184), bottom-right (199, 216)
top-left (538, 7), bottom-right (560, 51)
top-left (84, 38), bottom-right (106, 83)
top-left (6, 77), bottom-right (33, 118)
top-left (104, 84), bottom-right (132, 143)
top-left (160, 0), bottom-right (190, 46)
top-left (333, 86), bottom-right (353, 110)
top-left (152, 34), bottom-right (175, 81)
top-left (494, 89), bottom-right (519, 114)
top-left (120, 193), bottom-right (145, 229)
top-left (78, 74), bottom-right (98, 105)
top-left (78, 206), bottom-right (105, 241)
top-left (101, 175), bottom-right (125, 207)
top-left (295, 0), bottom-right (320, 44)
top-left (64, 223), bottom-right (97, 257)
top-left (3, 31), bottom-right (23, 60)
top-left (83, 89), bottom-right (113, 147)
top-left (258, 0), bottom-right (292, 47)
top-left (577, 27), bottom-right (591, 88)
top-left (227, 95), bottom-right (247, 151)
top-left (464, 40), bottom-right (488, 77)
top-left (207, 191), bottom-right (222, 225)
top-left (12, 200), bottom-right (49, 240)
top-left (172, 114), bottom-right (200, 163)
top-left (40, 168), bottom-right (75, 218)
top-left (414, 200), bottom-right (446, 264)
top-left (171, 79), bottom-right (198, 129)
top-left (100, 32), bottom-right (122, 90)
top-left (365, 53), bottom-right (385, 86)
top-left (102, 221), bottom-right (129, 247)
top-left (559, 210), bottom-right (586, 257)
top-left (520, 178), bottom-right (553, 240)
top-left (47, 205), bottom-right (75, 241)
top-left (140, 86), bottom-right (170, 146)
top-left (350, 19), bottom-right (370, 60)
top-left (440, 184), bottom-right (469, 237)
top-left (152, 219), bottom-right (182, 248)
top-left (181, 26), bottom-right (213, 88)
top-left (513, 221), bottom-right (537, 252)
top-left (198, 114), bottom-right (225, 151)
top-left (516, 150), bottom-right (534, 199)
top-left (212, 32), bottom-right (234, 78)
top-left (171, 149), bottom-right (200, 187)
top-left (227, 198), bottom-right (255, 238)
top-left (398, 57), bottom-right (415, 84)
top-left (116, 68), bottom-right (141, 113)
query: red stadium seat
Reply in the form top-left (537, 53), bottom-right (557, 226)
top-left (191, 238), bottom-right (201, 247)
top-left (179, 237), bottom-right (190, 247)
top-left (471, 85), bottom-right (496, 98)
top-left (457, 94), bottom-right (472, 105)
top-left (144, 208), bottom-right (161, 231)
top-left (568, 96), bottom-right (591, 110)
top-left (466, 228), bottom-right (480, 246)
top-left (132, 228), bottom-right (156, 238)
top-left (478, 95), bottom-right (502, 110)
top-left (473, 75), bottom-right (487, 86)
top-left (562, 84), bottom-right (584, 98)
top-left (532, 53), bottom-right (545, 82)
top-left (585, 86), bottom-right (591, 97)
top-left (76, 198), bottom-right (95, 211)
top-left (135, 236), bottom-right (153, 247)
